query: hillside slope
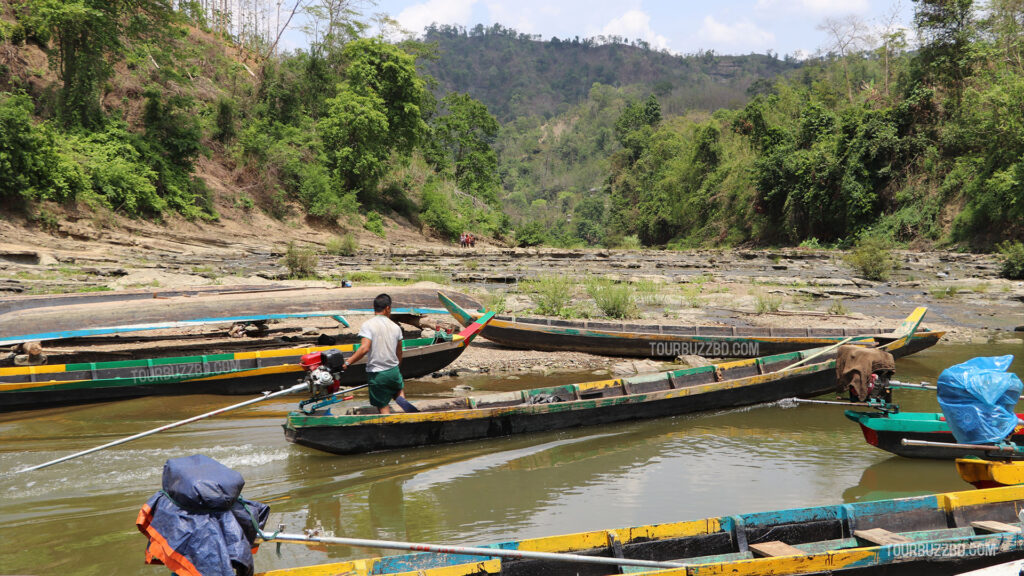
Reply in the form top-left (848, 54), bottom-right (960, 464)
top-left (418, 24), bottom-right (799, 120)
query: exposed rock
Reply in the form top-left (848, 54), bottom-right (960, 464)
top-left (675, 354), bottom-right (712, 368)
top-left (611, 359), bottom-right (663, 376)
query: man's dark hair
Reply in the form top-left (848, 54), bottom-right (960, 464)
top-left (373, 293), bottom-right (392, 312)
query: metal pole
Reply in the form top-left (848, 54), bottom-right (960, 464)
top-left (787, 336), bottom-right (859, 369)
top-left (261, 532), bottom-right (688, 570)
top-left (901, 439), bottom-right (1020, 453)
top-left (789, 398), bottom-right (886, 408)
top-left (16, 382), bottom-right (358, 474)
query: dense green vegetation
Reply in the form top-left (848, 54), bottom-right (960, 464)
top-left (483, 0), bottom-right (1024, 250)
top-left (1, 0), bottom-right (1021, 254)
top-left (0, 0), bottom-right (505, 238)
top-left (419, 23), bottom-right (799, 121)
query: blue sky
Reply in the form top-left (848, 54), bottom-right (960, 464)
top-left (351, 0), bottom-right (914, 57)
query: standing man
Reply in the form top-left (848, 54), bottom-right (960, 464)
top-left (344, 294), bottom-right (407, 413)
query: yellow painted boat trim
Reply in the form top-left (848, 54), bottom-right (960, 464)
top-left (956, 459), bottom-right (1024, 488)
top-left (257, 485), bottom-right (1024, 576)
top-left (303, 361), bottom-right (832, 426)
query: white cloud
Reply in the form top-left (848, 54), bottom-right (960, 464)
top-left (600, 9), bottom-right (671, 51)
top-left (756, 0), bottom-right (870, 16)
top-left (697, 16), bottom-right (775, 51)
top-left (396, 0), bottom-right (478, 34)
top-left (486, 1), bottom-right (537, 34)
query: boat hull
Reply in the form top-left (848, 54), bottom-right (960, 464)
top-left (847, 411), bottom-right (1024, 459)
top-left (286, 361), bottom-right (834, 454)
top-left (0, 340), bottom-right (470, 411)
top-left (258, 484), bottom-right (1024, 576)
top-left (957, 459), bottom-right (1024, 489)
top-left (438, 292), bottom-right (943, 359)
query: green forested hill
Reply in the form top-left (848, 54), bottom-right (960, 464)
top-left (418, 24), bottom-right (800, 121)
top-left (1, 1), bottom-right (1021, 261)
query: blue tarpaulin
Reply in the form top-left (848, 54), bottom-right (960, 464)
top-left (137, 455), bottom-right (269, 576)
top-left (937, 355), bottom-right (1022, 445)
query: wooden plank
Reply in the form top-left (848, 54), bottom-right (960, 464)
top-left (853, 528), bottom-right (912, 545)
top-left (971, 521), bottom-right (1022, 534)
top-left (749, 541), bottom-right (806, 557)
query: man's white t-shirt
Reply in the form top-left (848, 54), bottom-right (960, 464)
top-left (357, 315), bottom-right (403, 373)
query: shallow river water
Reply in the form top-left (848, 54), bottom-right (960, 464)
top-left (1, 343), bottom-right (1021, 575)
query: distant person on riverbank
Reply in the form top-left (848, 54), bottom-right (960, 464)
top-left (343, 294), bottom-right (407, 414)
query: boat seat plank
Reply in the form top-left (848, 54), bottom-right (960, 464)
top-left (620, 551), bottom-right (754, 573)
top-left (971, 521), bottom-right (1022, 534)
top-left (792, 537), bottom-right (859, 554)
top-left (854, 528), bottom-right (912, 546)
top-left (749, 541), bottom-right (806, 557)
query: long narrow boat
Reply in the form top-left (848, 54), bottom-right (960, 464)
top-left (259, 484), bottom-right (1024, 576)
top-left (283, 307), bottom-right (927, 455)
top-left (846, 411), bottom-right (1024, 459)
top-left (0, 314), bottom-right (493, 412)
top-left (957, 459), bottom-right (1024, 489)
top-left (439, 292), bottom-right (944, 359)
top-left (0, 286), bottom-right (480, 346)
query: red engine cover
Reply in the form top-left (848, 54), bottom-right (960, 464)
top-left (300, 351), bottom-right (322, 371)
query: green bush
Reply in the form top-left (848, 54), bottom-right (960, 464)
top-left (844, 236), bottom-right (894, 281)
top-left (326, 233), bottom-right (358, 256)
top-left (213, 97), bottom-right (236, 143)
top-left (419, 182), bottom-right (463, 240)
top-left (755, 293), bottom-right (783, 314)
top-left (586, 277), bottom-right (638, 319)
top-left (364, 210), bottom-right (386, 237)
top-left (0, 94), bottom-right (90, 204)
top-left (10, 24), bottom-right (26, 46)
top-left (282, 242), bottom-right (318, 278)
top-left (997, 241), bottom-right (1024, 280)
top-left (234, 194), bottom-right (255, 211)
top-left (521, 275), bottom-right (574, 316)
top-left (481, 291), bottom-right (507, 314)
top-left (514, 221), bottom-right (547, 247)
top-left (827, 299), bottom-right (849, 315)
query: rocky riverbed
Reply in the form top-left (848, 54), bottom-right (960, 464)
top-left (1, 214), bottom-right (1022, 372)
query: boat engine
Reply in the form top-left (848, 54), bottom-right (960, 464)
top-left (300, 349), bottom-right (346, 400)
top-left (837, 345), bottom-right (895, 404)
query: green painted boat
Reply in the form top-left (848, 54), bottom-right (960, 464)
top-left (258, 484), bottom-right (1024, 576)
top-left (846, 411), bottom-right (1024, 459)
top-left (439, 292), bottom-right (944, 359)
top-left (0, 313), bottom-right (493, 412)
top-left (283, 308), bottom-right (928, 455)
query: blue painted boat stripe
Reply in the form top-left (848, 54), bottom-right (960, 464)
top-left (0, 307), bottom-right (449, 345)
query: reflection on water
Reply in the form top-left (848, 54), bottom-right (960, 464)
top-left (0, 343), bottom-right (1019, 574)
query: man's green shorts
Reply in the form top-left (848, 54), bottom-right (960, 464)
top-left (367, 366), bottom-right (404, 408)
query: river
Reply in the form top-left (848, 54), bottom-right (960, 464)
top-left (0, 343), bottom-right (1021, 575)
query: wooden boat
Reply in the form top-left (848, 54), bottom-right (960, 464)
top-left (258, 484), bottom-right (1024, 576)
top-left (955, 558), bottom-right (1024, 575)
top-left (846, 411), bottom-right (1024, 459)
top-left (958, 459), bottom-right (1024, 489)
top-left (0, 314), bottom-right (493, 412)
top-left (0, 286), bottom-right (479, 346)
top-left (439, 292), bottom-right (944, 359)
top-left (282, 308), bottom-right (927, 455)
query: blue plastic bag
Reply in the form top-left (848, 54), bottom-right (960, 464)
top-left (937, 355), bottom-right (1022, 444)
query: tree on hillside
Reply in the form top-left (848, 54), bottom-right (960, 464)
top-left (427, 92), bottom-right (501, 204)
top-left (817, 15), bottom-right (871, 102)
top-left (319, 39), bottom-right (427, 200)
top-left (342, 38), bottom-right (428, 155)
top-left (25, 0), bottom-right (175, 127)
top-left (913, 0), bottom-right (977, 104)
top-left (614, 94), bottom-right (661, 161)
